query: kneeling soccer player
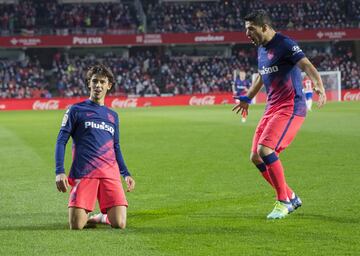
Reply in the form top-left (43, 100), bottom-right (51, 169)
top-left (55, 64), bottom-right (135, 229)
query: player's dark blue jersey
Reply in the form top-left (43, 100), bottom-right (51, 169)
top-left (234, 78), bottom-right (250, 97)
top-left (55, 99), bottom-right (131, 179)
top-left (258, 33), bottom-right (306, 116)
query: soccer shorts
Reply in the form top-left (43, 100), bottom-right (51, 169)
top-left (251, 111), bottom-right (305, 154)
top-left (305, 92), bottom-right (313, 100)
top-left (68, 178), bottom-right (128, 213)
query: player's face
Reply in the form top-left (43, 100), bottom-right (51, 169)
top-left (88, 74), bottom-right (112, 101)
top-left (245, 21), bottom-right (265, 46)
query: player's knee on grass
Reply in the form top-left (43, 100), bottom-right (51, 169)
top-left (69, 207), bottom-right (88, 230)
top-left (109, 218), bottom-right (126, 229)
top-left (69, 216), bottom-right (87, 230)
top-left (107, 206), bottom-right (127, 229)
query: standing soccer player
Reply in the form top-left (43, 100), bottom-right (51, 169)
top-left (233, 10), bottom-right (326, 219)
top-left (232, 69), bottom-right (251, 122)
top-left (302, 75), bottom-right (314, 111)
top-left (55, 64), bottom-right (135, 229)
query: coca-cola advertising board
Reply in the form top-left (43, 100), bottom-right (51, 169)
top-left (342, 89), bottom-right (360, 101)
top-left (0, 94), bottom-right (234, 111)
top-left (0, 90), bottom-right (358, 111)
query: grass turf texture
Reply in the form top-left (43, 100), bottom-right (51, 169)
top-left (0, 101), bottom-right (359, 255)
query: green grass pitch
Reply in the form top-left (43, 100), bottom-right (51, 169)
top-left (0, 101), bottom-right (359, 255)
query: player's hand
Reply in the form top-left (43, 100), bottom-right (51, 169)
top-left (125, 176), bottom-right (135, 192)
top-left (313, 86), bottom-right (326, 107)
top-left (232, 101), bottom-right (249, 117)
top-left (55, 173), bottom-right (69, 193)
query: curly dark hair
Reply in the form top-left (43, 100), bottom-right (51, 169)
top-left (244, 9), bottom-right (273, 28)
top-left (85, 63), bottom-right (115, 87)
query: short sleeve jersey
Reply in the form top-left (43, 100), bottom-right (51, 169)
top-left (258, 33), bottom-right (307, 116)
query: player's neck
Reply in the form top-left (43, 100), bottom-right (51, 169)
top-left (262, 30), bottom-right (276, 46)
top-left (89, 97), bottom-right (105, 106)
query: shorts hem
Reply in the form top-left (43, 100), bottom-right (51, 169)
top-left (101, 203), bottom-right (129, 213)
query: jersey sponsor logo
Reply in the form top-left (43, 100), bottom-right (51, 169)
top-left (84, 121), bottom-right (115, 136)
top-left (259, 65), bottom-right (279, 75)
top-left (292, 45), bottom-right (303, 55)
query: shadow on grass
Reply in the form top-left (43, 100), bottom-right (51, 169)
top-left (0, 222), bottom-right (68, 231)
top-left (298, 213), bottom-right (360, 224)
top-left (0, 222), bottom-right (113, 231)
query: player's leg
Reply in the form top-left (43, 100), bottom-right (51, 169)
top-left (67, 178), bottom-right (99, 229)
top-left (258, 144), bottom-right (289, 202)
top-left (107, 206), bottom-right (127, 229)
top-left (306, 92), bottom-right (313, 111)
top-left (98, 178), bottom-right (128, 228)
top-left (69, 207), bottom-right (88, 230)
top-left (251, 116), bottom-right (292, 197)
top-left (250, 151), bottom-right (274, 187)
top-left (274, 114), bottom-right (305, 211)
top-left (250, 116), bottom-right (276, 187)
top-left (257, 112), bottom-right (305, 218)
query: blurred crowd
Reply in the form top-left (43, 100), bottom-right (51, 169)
top-left (0, 0), bottom-right (139, 35)
top-left (51, 49), bottom-right (257, 97)
top-left (1, 42), bottom-right (358, 99)
top-left (146, 0), bottom-right (360, 33)
top-left (0, 0), bottom-right (359, 35)
top-left (0, 57), bottom-right (51, 98)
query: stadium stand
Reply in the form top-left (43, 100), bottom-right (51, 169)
top-left (145, 0), bottom-right (360, 33)
top-left (0, 0), bottom-right (359, 98)
top-left (0, 0), bottom-right (140, 36)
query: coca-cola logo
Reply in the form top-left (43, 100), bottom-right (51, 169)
top-left (111, 98), bottom-right (138, 108)
top-left (32, 100), bottom-right (60, 110)
top-left (189, 96), bottom-right (216, 106)
top-left (0, 104), bottom-right (6, 110)
top-left (343, 91), bottom-right (360, 101)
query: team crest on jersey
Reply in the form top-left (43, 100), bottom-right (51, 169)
top-left (292, 45), bottom-right (303, 55)
top-left (61, 113), bottom-right (69, 126)
top-left (107, 113), bottom-right (115, 123)
top-left (267, 50), bottom-right (274, 60)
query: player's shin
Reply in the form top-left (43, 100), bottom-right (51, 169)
top-left (261, 152), bottom-right (289, 202)
top-left (255, 163), bottom-right (274, 187)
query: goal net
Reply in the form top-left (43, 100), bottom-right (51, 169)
top-left (251, 70), bottom-right (341, 103)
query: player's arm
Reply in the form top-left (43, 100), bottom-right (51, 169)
top-left (114, 115), bottom-right (135, 192)
top-left (297, 57), bottom-right (326, 107)
top-left (54, 107), bottom-right (75, 193)
top-left (55, 130), bottom-right (71, 192)
top-left (232, 73), bottom-right (263, 115)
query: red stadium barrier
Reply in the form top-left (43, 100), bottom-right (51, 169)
top-left (1, 28), bottom-right (360, 48)
top-left (0, 94), bottom-right (234, 111)
top-left (1, 90), bottom-right (358, 111)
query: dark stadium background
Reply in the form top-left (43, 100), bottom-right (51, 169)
top-left (0, 0), bottom-right (359, 109)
